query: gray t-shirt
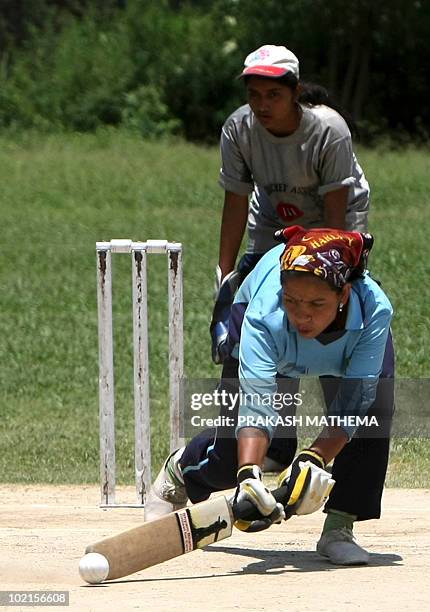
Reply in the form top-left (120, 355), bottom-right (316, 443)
top-left (219, 104), bottom-right (370, 253)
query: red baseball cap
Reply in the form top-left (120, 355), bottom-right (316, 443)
top-left (240, 45), bottom-right (300, 79)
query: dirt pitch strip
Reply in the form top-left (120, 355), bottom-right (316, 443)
top-left (0, 485), bottom-right (429, 612)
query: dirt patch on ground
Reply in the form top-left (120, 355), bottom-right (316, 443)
top-left (0, 485), bottom-right (429, 611)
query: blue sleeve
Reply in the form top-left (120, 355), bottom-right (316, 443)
top-left (344, 303), bottom-right (392, 378)
top-left (235, 271), bottom-right (253, 304)
top-left (237, 314), bottom-right (280, 440)
top-left (328, 304), bottom-right (393, 440)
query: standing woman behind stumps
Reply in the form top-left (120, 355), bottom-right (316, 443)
top-left (212, 44), bottom-right (370, 377)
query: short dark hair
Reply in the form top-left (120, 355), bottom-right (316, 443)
top-left (244, 72), bottom-right (299, 90)
top-left (243, 74), bottom-right (357, 136)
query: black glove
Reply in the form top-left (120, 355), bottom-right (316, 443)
top-left (210, 266), bottom-right (242, 364)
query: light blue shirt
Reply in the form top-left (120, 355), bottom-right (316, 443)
top-left (233, 244), bottom-right (393, 440)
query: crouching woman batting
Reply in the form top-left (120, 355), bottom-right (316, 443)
top-left (145, 225), bottom-right (395, 566)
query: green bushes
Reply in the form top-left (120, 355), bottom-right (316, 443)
top-left (1, 15), bottom-right (134, 131)
top-left (0, 0), bottom-right (429, 142)
top-left (121, 85), bottom-right (182, 137)
top-left (0, 2), bottom-right (241, 139)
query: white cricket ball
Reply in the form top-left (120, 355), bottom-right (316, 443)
top-left (79, 552), bottom-right (110, 584)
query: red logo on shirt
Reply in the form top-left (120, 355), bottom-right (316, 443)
top-left (276, 202), bottom-right (304, 221)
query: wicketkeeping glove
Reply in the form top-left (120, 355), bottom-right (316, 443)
top-left (278, 450), bottom-right (335, 518)
top-left (210, 266), bottom-right (242, 364)
top-left (233, 464), bottom-right (285, 532)
top-left (213, 265), bottom-right (241, 300)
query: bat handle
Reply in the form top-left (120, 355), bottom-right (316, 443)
top-left (232, 485), bottom-right (289, 521)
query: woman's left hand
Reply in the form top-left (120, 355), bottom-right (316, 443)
top-left (278, 450), bottom-right (335, 517)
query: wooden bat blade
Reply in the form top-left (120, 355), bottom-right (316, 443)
top-left (84, 495), bottom-right (233, 581)
top-left (82, 485), bottom-right (290, 582)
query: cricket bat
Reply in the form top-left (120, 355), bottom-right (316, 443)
top-left (80, 486), bottom-right (288, 583)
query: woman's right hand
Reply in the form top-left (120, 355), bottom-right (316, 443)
top-left (234, 464), bottom-right (285, 532)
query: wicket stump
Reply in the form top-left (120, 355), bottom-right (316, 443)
top-left (96, 239), bottom-right (184, 507)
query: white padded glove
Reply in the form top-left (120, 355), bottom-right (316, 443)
top-left (234, 464), bottom-right (285, 532)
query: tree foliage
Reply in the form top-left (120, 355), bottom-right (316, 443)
top-left (0, 0), bottom-right (428, 142)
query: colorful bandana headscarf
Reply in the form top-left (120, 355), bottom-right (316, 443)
top-left (275, 225), bottom-right (374, 288)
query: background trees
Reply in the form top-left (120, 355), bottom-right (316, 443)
top-left (0, 0), bottom-right (428, 142)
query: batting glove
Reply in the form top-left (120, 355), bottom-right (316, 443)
top-left (278, 450), bottom-right (335, 517)
top-left (233, 464), bottom-right (285, 532)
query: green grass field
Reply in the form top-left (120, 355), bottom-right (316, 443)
top-left (0, 130), bottom-right (429, 487)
